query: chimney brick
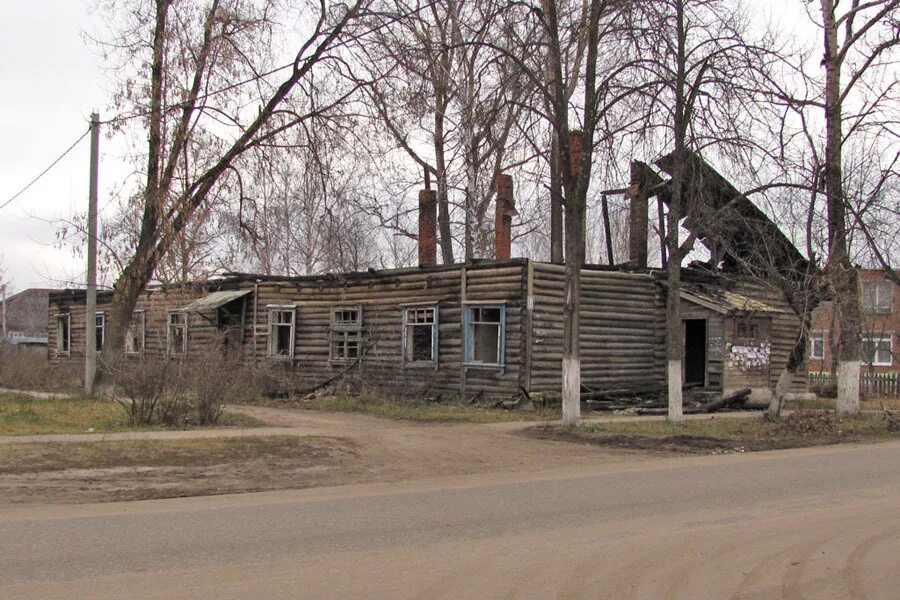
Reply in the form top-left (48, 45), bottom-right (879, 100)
top-left (568, 131), bottom-right (583, 176)
top-left (418, 189), bottom-right (437, 266)
top-left (495, 174), bottom-right (516, 260)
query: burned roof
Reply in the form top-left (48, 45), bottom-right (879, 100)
top-left (654, 151), bottom-right (808, 279)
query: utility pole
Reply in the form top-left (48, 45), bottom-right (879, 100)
top-left (1, 284), bottom-right (6, 340)
top-left (85, 113), bottom-right (100, 397)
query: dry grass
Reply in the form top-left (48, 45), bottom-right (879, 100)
top-left (579, 413), bottom-right (896, 439)
top-left (299, 395), bottom-right (560, 423)
top-left (0, 435), bottom-right (349, 475)
top-left (0, 393), bottom-right (262, 435)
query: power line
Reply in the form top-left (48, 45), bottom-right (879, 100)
top-left (0, 127), bottom-right (91, 212)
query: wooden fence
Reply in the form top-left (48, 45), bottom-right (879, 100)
top-left (809, 371), bottom-right (900, 398)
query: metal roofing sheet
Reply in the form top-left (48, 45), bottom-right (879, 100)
top-left (181, 289), bottom-right (251, 312)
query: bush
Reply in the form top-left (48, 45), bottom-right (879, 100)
top-left (0, 345), bottom-right (81, 393)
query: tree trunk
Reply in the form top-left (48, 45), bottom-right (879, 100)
top-left (821, 0), bottom-right (860, 415)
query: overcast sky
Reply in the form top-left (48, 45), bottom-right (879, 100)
top-left (0, 0), bottom-right (811, 295)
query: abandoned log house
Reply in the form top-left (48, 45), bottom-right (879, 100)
top-left (48, 159), bottom-right (810, 402)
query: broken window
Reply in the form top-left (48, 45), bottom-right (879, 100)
top-left (268, 307), bottom-right (296, 358)
top-left (125, 310), bottom-right (145, 354)
top-left (862, 282), bottom-right (892, 314)
top-left (403, 306), bottom-right (438, 364)
top-left (465, 305), bottom-right (505, 365)
top-left (809, 331), bottom-right (825, 360)
top-left (862, 336), bottom-right (893, 367)
top-left (167, 311), bottom-right (187, 356)
top-left (330, 306), bottom-right (363, 361)
top-left (56, 314), bottom-right (70, 354)
top-left (95, 312), bottom-right (105, 353)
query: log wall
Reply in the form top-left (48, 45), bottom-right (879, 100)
top-left (528, 263), bottom-right (666, 393)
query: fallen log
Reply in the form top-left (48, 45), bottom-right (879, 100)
top-left (702, 388), bottom-right (751, 413)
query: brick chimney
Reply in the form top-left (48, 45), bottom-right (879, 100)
top-left (418, 188), bottom-right (437, 266)
top-left (568, 130), bottom-right (583, 177)
top-left (495, 174), bottom-right (518, 260)
top-left (626, 161), bottom-right (649, 268)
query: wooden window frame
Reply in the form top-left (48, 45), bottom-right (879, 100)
top-left (809, 331), bottom-right (825, 360)
top-left (862, 281), bottom-right (892, 314)
top-left (56, 313), bottom-right (71, 355)
top-left (125, 310), bottom-right (146, 355)
top-left (95, 311), bottom-right (106, 354)
top-left (402, 305), bottom-right (439, 367)
top-left (463, 304), bottom-right (506, 368)
top-left (166, 311), bottom-right (188, 356)
top-left (329, 305), bottom-right (363, 363)
top-left (863, 335), bottom-right (893, 367)
top-left (267, 305), bottom-right (296, 359)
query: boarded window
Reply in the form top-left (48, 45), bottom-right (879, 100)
top-left (403, 306), bottom-right (438, 363)
top-left (862, 336), bottom-right (893, 366)
top-left (125, 310), bottom-right (145, 354)
top-left (56, 314), bottom-right (70, 354)
top-left (330, 306), bottom-right (362, 361)
top-left (95, 312), bottom-right (105, 353)
top-left (465, 305), bottom-right (505, 365)
top-left (809, 331), bottom-right (825, 360)
top-left (268, 307), bottom-right (295, 358)
top-left (167, 312), bottom-right (187, 356)
top-left (862, 282), bottom-right (892, 314)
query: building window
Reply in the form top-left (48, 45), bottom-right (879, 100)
top-left (403, 306), bottom-right (438, 364)
top-left (330, 306), bottom-right (363, 361)
top-left (56, 314), bottom-right (70, 354)
top-left (734, 319), bottom-right (760, 344)
top-left (862, 336), bottom-right (893, 367)
top-left (268, 306), bottom-right (296, 358)
top-left (809, 331), bottom-right (825, 360)
top-left (167, 311), bottom-right (187, 356)
top-left (464, 305), bottom-right (505, 366)
top-left (125, 310), bottom-right (145, 355)
top-left (95, 312), bottom-right (105, 353)
top-left (862, 281), bottom-right (892, 314)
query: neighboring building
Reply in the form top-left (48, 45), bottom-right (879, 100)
top-left (808, 269), bottom-right (898, 375)
top-left (2, 288), bottom-right (59, 357)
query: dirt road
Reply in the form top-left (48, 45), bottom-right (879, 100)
top-left (2, 440), bottom-right (898, 599)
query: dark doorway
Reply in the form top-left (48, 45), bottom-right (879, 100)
top-left (684, 319), bottom-right (707, 387)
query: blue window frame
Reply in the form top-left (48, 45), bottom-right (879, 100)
top-left (402, 305), bottom-right (439, 366)
top-left (463, 304), bottom-right (506, 367)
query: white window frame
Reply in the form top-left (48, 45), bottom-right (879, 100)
top-left (95, 311), bottom-right (106, 354)
top-left (125, 310), bottom-right (146, 355)
top-left (267, 305), bottom-right (296, 359)
top-left (402, 305), bottom-right (439, 366)
top-left (862, 335), bottom-right (893, 367)
top-left (330, 305), bottom-right (363, 362)
top-left (809, 331), bottom-right (825, 360)
top-left (56, 313), bottom-right (71, 355)
top-left (862, 281), bottom-right (892, 314)
top-left (167, 311), bottom-right (188, 356)
top-left (464, 304), bottom-right (506, 367)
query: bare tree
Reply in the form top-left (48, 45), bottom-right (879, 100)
top-left (89, 0), bottom-right (410, 357)
top-left (627, 0), bottom-right (781, 421)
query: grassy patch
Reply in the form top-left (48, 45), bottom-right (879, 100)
top-left (302, 395), bottom-right (560, 423)
top-left (0, 393), bottom-right (263, 435)
top-left (525, 412), bottom-right (899, 455)
top-left (0, 435), bottom-right (350, 475)
top-left (579, 413), bottom-right (895, 439)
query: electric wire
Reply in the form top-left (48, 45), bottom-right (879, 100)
top-left (0, 127), bottom-right (91, 212)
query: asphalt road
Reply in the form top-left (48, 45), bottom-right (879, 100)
top-left (2, 441), bottom-right (898, 599)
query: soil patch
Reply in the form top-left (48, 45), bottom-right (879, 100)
top-left (0, 435), bottom-right (363, 504)
top-left (523, 426), bottom-right (853, 454)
